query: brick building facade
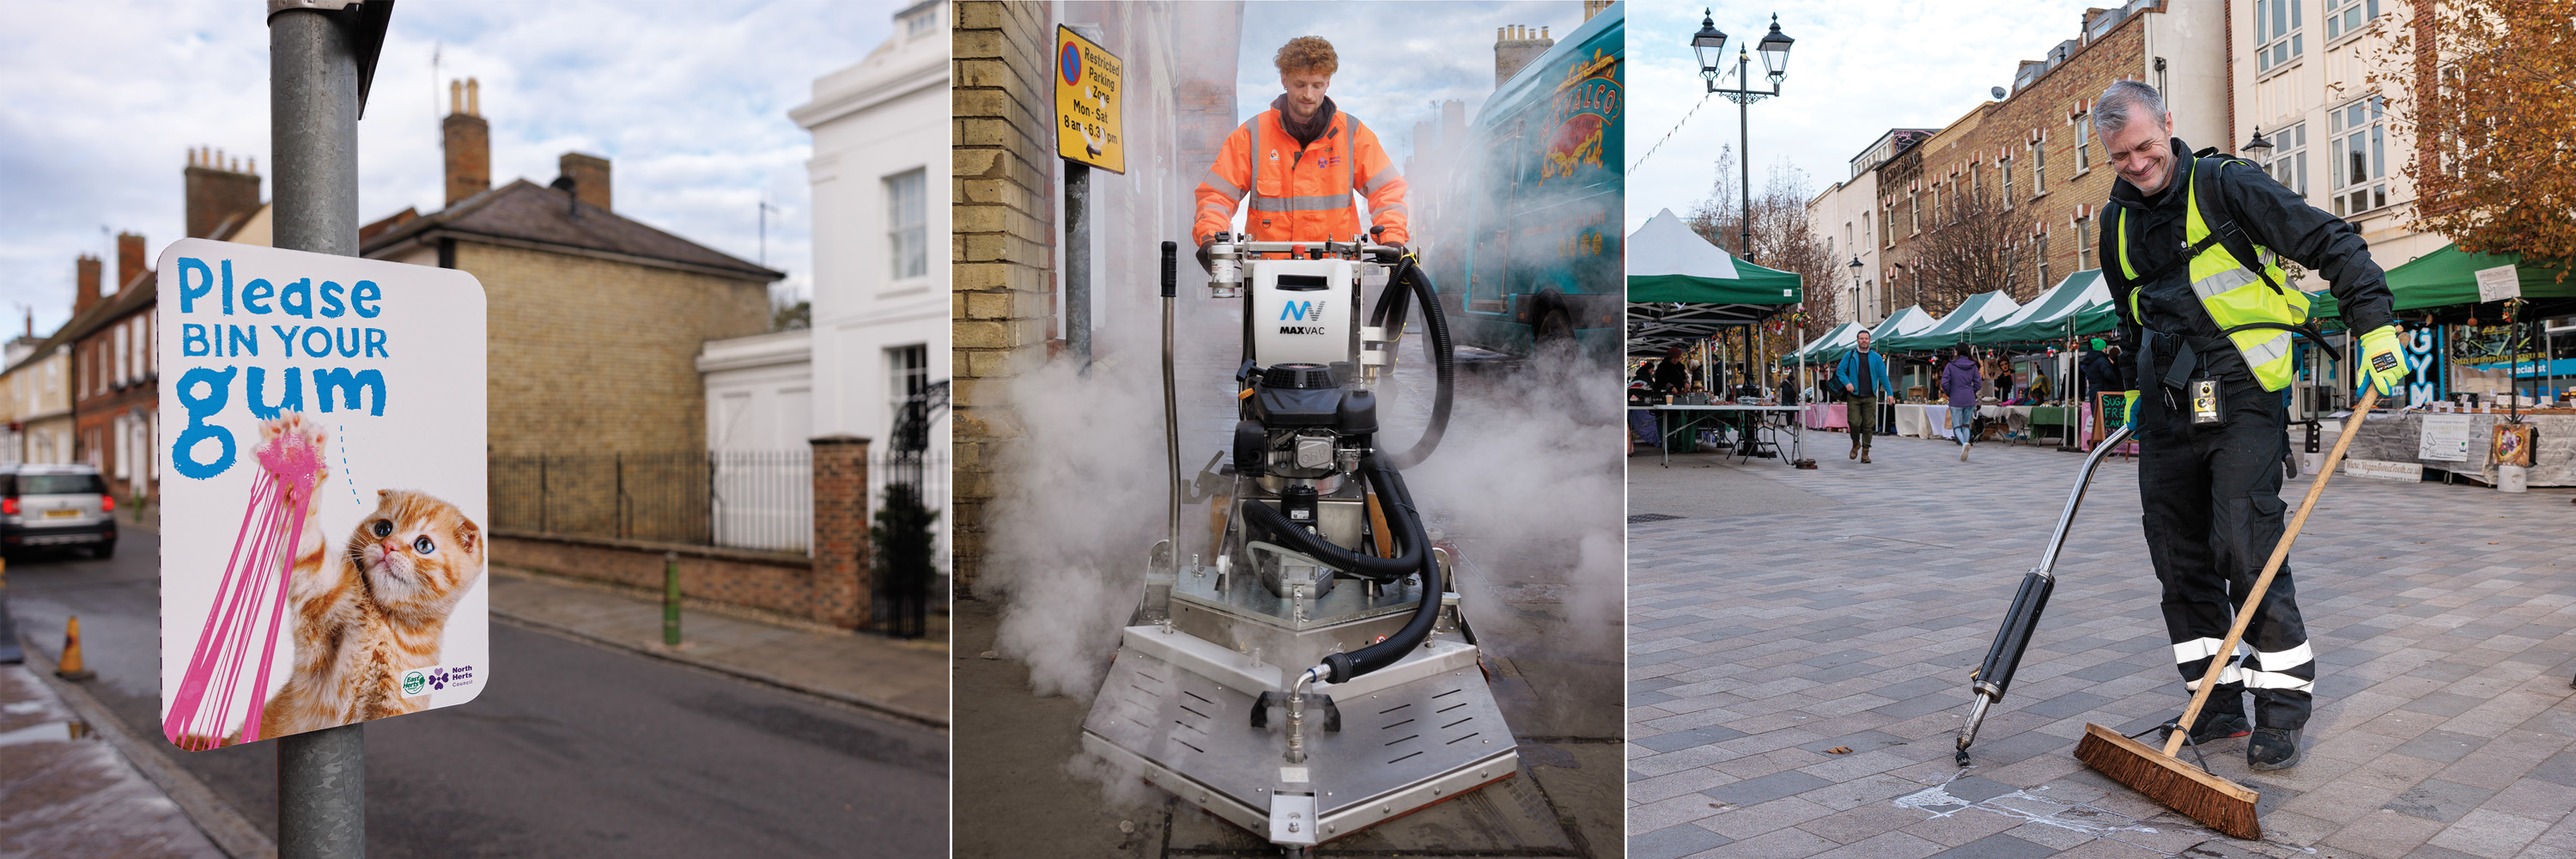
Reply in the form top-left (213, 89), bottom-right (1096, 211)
top-left (70, 233), bottom-right (159, 503)
top-left (362, 83), bottom-right (781, 458)
top-left (1879, 0), bottom-right (2226, 317)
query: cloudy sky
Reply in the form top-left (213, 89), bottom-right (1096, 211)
top-left (1625, 0), bottom-right (2110, 233)
top-left (1, 0), bottom-right (893, 336)
top-left (1235, 1), bottom-right (1595, 168)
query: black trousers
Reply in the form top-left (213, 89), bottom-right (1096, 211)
top-left (2137, 372), bottom-right (2315, 729)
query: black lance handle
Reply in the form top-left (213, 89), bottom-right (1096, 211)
top-left (1160, 241), bottom-right (1177, 298)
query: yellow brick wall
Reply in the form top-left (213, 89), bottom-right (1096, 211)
top-left (463, 241), bottom-right (769, 456)
top-left (953, 1), bottom-right (1061, 588)
top-left (951, 0), bottom-right (1057, 592)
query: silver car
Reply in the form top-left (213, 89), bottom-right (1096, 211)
top-left (2, 464), bottom-right (118, 557)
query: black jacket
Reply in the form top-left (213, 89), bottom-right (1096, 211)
top-left (2099, 137), bottom-right (2396, 388)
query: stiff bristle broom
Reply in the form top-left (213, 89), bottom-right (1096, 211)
top-left (2074, 387), bottom-right (2383, 840)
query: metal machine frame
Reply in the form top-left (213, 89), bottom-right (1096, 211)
top-left (1081, 238), bottom-right (1516, 856)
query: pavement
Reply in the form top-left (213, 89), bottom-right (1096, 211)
top-left (1629, 432), bottom-right (2576, 859)
top-left (0, 661), bottom-right (225, 858)
top-left (485, 566), bottom-right (951, 728)
top-left (3, 521), bottom-right (951, 857)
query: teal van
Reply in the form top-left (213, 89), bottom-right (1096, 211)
top-left (1423, 2), bottom-right (1622, 360)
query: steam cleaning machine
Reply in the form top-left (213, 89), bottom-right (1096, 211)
top-left (1080, 234), bottom-right (1515, 856)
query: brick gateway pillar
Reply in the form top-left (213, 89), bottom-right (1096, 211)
top-left (809, 435), bottom-right (872, 628)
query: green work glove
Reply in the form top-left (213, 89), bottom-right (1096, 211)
top-left (2357, 325), bottom-right (2409, 398)
top-left (2122, 390), bottom-right (2142, 429)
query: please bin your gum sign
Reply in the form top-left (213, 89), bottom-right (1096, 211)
top-left (155, 237), bottom-right (489, 750)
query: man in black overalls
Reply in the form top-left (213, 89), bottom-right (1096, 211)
top-left (2094, 80), bottom-right (2409, 771)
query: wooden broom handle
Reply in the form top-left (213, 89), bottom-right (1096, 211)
top-left (2163, 387), bottom-right (2382, 757)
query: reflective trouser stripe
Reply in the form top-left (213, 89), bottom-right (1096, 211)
top-left (2172, 637), bottom-right (2230, 663)
top-left (2256, 643), bottom-right (2312, 671)
top-left (1249, 194), bottom-right (1357, 211)
top-left (2184, 666), bottom-right (2245, 690)
top-left (2243, 670), bottom-right (2316, 691)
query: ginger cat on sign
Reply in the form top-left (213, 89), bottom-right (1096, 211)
top-left (260, 417), bottom-right (483, 739)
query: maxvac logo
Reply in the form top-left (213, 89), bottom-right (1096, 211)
top-left (1278, 300), bottom-right (1326, 334)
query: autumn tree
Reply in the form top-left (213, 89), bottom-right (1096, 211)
top-left (1898, 179), bottom-right (2029, 314)
top-left (1684, 149), bottom-right (1845, 342)
top-left (2369, 0), bottom-right (2576, 277)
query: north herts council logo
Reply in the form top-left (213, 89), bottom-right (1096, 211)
top-left (1060, 41), bottom-right (1081, 86)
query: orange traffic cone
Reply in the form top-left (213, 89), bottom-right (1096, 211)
top-left (56, 615), bottom-right (94, 681)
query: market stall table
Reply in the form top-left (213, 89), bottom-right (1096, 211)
top-left (2329, 409), bottom-right (2576, 487)
top-left (1635, 405), bottom-right (1807, 467)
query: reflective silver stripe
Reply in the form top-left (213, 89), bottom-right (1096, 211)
top-left (1250, 194), bottom-right (1358, 212)
top-left (2189, 266), bottom-right (2261, 303)
top-left (1340, 113), bottom-right (1356, 201)
top-left (1199, 202), bottom-right (1232, 213)
top-left (1361, 163), bottom-right (1403, 196)
top-left (2192, 266), bottom-right (2294, 369)
top-left (2233, 329), bottom-right (2293, 369)
top-left (2183, 665), bottom-right (2247, 690)
top-left (2172, 638), bottom-right (2229, 662)
top-left (2256, 643), bottom-right (2312, 671)
top-left (1201, 168), bottom-right (1242, 201)
top-left (2241, 669), bottom-right (2315, 691)
top-left (1373, 203), bottom-right (1407, 217)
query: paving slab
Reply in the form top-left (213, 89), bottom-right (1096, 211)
top-left (1631, 435), bottom-right (2576, 858)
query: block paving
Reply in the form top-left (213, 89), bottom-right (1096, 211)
top-left (1629, 433), bottom-right (2576, 858)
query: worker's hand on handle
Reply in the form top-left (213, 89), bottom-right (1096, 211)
top-left (2357, 325), bottom-right (2410, 399)
top-left (2122, 390), bottom-right (2142, 429)
top-left (1194, 239), bottom-right (1215, 273)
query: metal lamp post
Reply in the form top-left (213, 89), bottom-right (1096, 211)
top-left (1693, 9), bottom-right (1794, 265)
top-left (1847, 255), bottom-right (1863, 326)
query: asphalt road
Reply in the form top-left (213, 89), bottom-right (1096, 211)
top-left (5, 527), bottom-right (949, 858)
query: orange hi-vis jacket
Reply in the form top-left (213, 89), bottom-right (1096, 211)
top-left (1194, 106), bottom-right (1409, 248)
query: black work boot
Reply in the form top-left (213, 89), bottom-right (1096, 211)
top-left (2166, 710), bottom-right (2250, 746)
top-left (2248, 728), bottom-right (2303, 771)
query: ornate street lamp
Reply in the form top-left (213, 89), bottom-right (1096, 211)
top-left (1694, 9), bottom-right (1794, 265)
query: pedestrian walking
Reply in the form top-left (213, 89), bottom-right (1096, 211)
top-left (2096, 79), bottom-right (2409, 771)
top-left (1836, 331), bottom-right (1892, 463)
top-left (1940, 347), bottom-right (1982, 460)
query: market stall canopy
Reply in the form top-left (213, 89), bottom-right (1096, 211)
top-left (1803, 305), bottom-right (1937, 364)
top-left (1778, 320), bottom-right (1858, 365)
top-left (1972, 270), bottom-right (2112, 344)
top-left (2383, 243), bottom-right (2576, 312)
top-left (1626, 208), bottom-right (1804, 354)
top-left (1880, 290), bottom-right (2020, 351)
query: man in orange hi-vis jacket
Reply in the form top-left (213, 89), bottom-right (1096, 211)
top-left (1194, 35), bottom-right (1408, 265)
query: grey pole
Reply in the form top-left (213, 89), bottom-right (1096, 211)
top-left (270, 5), bottom-right (366, 857)
top-left (1066, 162), bottom-right (1093, 366)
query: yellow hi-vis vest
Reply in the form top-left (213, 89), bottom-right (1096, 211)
top-left (2109, 155), bottom-right (2311, 392)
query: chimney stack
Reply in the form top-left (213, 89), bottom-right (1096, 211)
top-left (556, 152), bottom-right (611, 211)
top-left (1495, 23), bottom-right (1557, 86)
top-left (115, 233), bottom-right (146, 292)
top-left (75, 255), bottom-right (101, 317)
top-left (443, 77), bottom-right (491, 207)
top-left (185, 146), bottom-right (263, 240)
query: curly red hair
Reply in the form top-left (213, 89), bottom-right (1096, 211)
top-left (1274, 36), bottom-right (1338, 77)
